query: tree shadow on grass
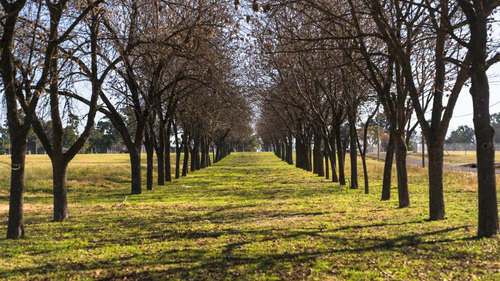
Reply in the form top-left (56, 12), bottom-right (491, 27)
top-left (0, 212), bottom-right (480, 280)
top-left (94, 225), bottom-right (472, 280)
top-left (0, 194), bottom-right (483, 280)
top-left (1, 222), bottom-right (474, 280)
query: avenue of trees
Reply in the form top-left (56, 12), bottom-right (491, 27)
top-left (1, 0), bottom-right (252, 239)
top-left (253, 0), bottom-right (498, 237)
top-left (1, 0), bottom-right (498, 240)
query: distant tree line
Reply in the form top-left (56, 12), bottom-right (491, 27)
top-left (446, 113), bottom-right (500, 145)
top-left (446, 125), bottom-right (476, 145)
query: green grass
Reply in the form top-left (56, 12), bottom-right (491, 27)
top-left (0, 152), bottom-right (499, 280)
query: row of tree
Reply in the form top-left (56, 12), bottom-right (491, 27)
top-left (1, 0), bottom-right (252, 239)
top-left (446, 113), bottom-right (500, 144)
top-left (253, 0), bottom-right (498, 237)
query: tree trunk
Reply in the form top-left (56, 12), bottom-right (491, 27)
top-left (286, 137), bottom-right (293, 165)
top-left (194, 139), bottom-right (200, 170)
top-left (381, 133), bottom-right (394, 200)
top-left (207, 144), bottom-right (212, 166)
top-left (190, 141), bottom-right (196, 172)
top-left (176, 143), bottom-right (182, 179)
top-left (327, 135), bottom-right (339, 182)
top-left (325, 153), bottom-right (330, 180)
top-left (156, 124), bottom-right (165, 186)
top-left (473, 79), bottom-right (499, 237)
top-left (215, 142), bottom-right (221, 163)
top-left (428, 141), bottom-right (445, 220)
top-left (361, 154), bottom-right (369, 194)
top-left (182, 135), bottom-right (189, 177)
top-left (7, 134), bottom-right (27, 238)
top-left (335, 121), bottom-right (346, 185)
top-left (52, 158), bottom-right (69, 221)
top-left (129, 148), bottom-right (142, 194)
top-left (394, 133), bottom-right (409, 208)
top-left (200, 138), bottom-right (207, 168)
top-left (164, 123), bottom-right (172, 182)
top-left (466, 3), bottom-right (499, 237)
top-left (275, 140), bottom-right (281, 159)
top-left (296, 137), bottom-right (306, 170)
top-left (349, 114), bottom-right (358, 189)
top-left (313, 133), bottom-right (324, 176)
top-left (307, 138), bottom-right (312, 172)
top-left (145, 135), bottom-right (154, 191)
top-left (174, 128), bottom-right (181, 179)
top-left (281, 142), bottom-right (286, 161)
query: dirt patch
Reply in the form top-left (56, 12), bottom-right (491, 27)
top-left (0, 204), bottom-right (8, 213)
top-left (0, 203), bottom-right (51, 215)
top-left (457, 162), bottom-right (500, 169)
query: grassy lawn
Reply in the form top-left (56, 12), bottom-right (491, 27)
top-left (0, 152), bottom-right (499, 280)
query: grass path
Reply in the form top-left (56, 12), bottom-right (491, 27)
top-left (0, 152), bottom-right (499, 280)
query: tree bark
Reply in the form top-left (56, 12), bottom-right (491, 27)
top-left (325, 152), bottom-right (330, 180)
top-left (207, 144), bottom-right (212, 166)
top-left (473, 78), bottom-right (499, 237)
top-left (182, 134), bottom-right (189, 176)
top-left (381, 134), bottom-right (394, 201)
top-left (275, 139), bottom-right (281, 159)
top-left (3, 0), bottom-right (29, 238)
top-left (349, 112), bottom-right (358, 189)
top-left (313, 133), bottom-right (324, 176)
top-left (200, 138), bottom-right (206, 168)
top-left (307, 138), bottom-right (312, 172)
top-left (425, 9), bottom-right (447, 221)
top-left (164, 123), bottom-right (172, 182)
top-left (191, 140), bottom-right (196, 172)
top-left (52, 159), bottom-right (69, 221)
top-left (145, 134), bottom-right (154, 191)
top-left (460, 0), bottom-right (499, 237)
top-left (334, 119), bottom-right (346, 185)
top-left (286, 136), bottom-right (293, 165)
top-left (156, 123), bottom-right (165, 186)
top-left (192, 138), bottom-right (200, 171)
top-left (327, 135), bottom-right (339, 182)
top-left (7, 134), bottom-right (27, 238)
top-left (296, 136), bottom-right (307, 170)
top-left (394, 133), bottom-right (410, 208)
top-left (130, 148), bottom-right (142, 194)
top-left (362, 154), bottom-right (369, 194)
top-left (281, 141), bottom-right (286, 161)
top-left (174, 125), bottom-right (181, 179)
top-left (215, 143), bottom-right (221, 162)
top-left (428, 141), bottom-right (445, 220)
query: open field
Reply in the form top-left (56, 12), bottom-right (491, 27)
top-left (408, 151), bottom-right (500, 166)
top-left (0, 152), bottom-right (499, 280)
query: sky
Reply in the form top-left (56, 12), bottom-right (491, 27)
top-left (446, 64), bottom-right (500, 133)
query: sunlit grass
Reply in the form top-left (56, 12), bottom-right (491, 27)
top-left (0, 152), bottom-right (499, 280)
top-left (409, 151), bottom-right (500, 165)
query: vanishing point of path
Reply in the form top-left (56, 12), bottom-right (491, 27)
top-left (0, 152), bottom-right (498, 280)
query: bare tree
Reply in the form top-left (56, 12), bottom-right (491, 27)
top-left (1, 0), bottom-right (31, 239)
top-left (1, 0), bottom-right (101, 237)
top-left (31, 0), bottom-right (104, 222)
top-left (457, 0), bottom-right (499, 237)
